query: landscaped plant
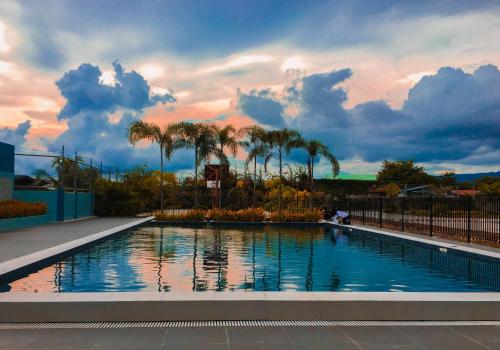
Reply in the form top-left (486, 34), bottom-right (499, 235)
top-left (154, 209), bottom-right (207, 221)
top-left (208, 207), bottom-right (266, 222)
top-left (0, 200), bottom-right (47, 219)
top-left (269, 209), bottom-right (323, 223)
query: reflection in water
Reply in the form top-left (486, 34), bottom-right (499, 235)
top-left (3, 224), bottom-right (500, 292)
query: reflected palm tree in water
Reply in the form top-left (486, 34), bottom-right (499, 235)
top-left (305, 231), bottom-right (314, 291)
top-left (157, 227), bottom-right (171, 292)
top-left (192, 229), bottom-right (198, 291)
top-left (330, 271), bottom-right (341, 291)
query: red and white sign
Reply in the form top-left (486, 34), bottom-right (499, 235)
top-left (207, 180), bottom-right (220, 189)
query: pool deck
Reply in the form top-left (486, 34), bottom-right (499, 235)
top-left (325, 221), bottom-right (500, 260)
top-left (1, 323), bottom-right (500, 350)
top-left (0, 216), bottom-right (154, 281)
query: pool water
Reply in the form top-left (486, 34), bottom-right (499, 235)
top-left (2, 224), bottom-right (499, 292)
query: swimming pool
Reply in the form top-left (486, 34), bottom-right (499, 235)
top-left (1, 224), bottom-right (499, 292)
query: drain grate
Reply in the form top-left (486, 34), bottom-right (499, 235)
top-left (1, 320), bottom-right (499, 330)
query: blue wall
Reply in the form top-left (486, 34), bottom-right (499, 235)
top-left (0, 214), bottom-right (51, 232)
top-left (0, 141), bottom-right (95, 232)
top-left (0, 141), bottom-right (14, 201)
top-left (0, 141), bottom-right (14, 173)
top-left (1, 190), bottom-right (94, 232)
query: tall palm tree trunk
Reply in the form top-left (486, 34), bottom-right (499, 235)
top-left (278, 149), bottom-right (282, 212)
top-left (194, 148), bottom-right (198, 208)
top-left (310, 156), bottom-right (314, 209)
top-left (253, 156), bottom-right (257, 207)
top-left (219, 145), bottom-right (223, 209)
top-left (160, 144), bottom-right (164, 211)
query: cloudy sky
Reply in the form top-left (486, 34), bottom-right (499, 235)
top-left (0, 0), bottom-right (499, 176)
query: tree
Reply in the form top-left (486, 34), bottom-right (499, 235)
top-left (32, 169), bottom-right (57, 187)
top-left (376, 160), bottom-right (434, 186)
top-left (301, 139), bottom-right (339, 207)
top-left (264, 128), bottom-right (302, 211)
top-left (214, 125), bottom-right (239, 208)
top-left (128, 120), bottom-right (182, 211)
top-left (383, 183), bottom-right (401, 196)
top-left (439, 171), bottom-right (457, 188)
top-left (239, 125), bottom-right (268, 207)
top-left (175, 122), bottom-right (217, 208)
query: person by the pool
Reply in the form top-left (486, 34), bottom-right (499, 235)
top-left (334, 210), bottom-right (350, 225)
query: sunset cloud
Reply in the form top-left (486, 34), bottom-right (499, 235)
top-left (0, 0), bottom-right (499, 175)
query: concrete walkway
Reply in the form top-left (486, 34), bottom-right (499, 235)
top-left (1, 325), bottom-right (500, 349)
top-left (0, 217), bottom-right (144, 263)
top-left (327, 221), bottom-right (500, 257)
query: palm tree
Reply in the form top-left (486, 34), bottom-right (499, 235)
top-left (175, 122), bottom-right (217, 208)
top-left (239, 125), bottom-right (268, 207)
top-left (128, 120), bottom-right (182, 211)
top-left (301, 139), bottom-right (340, 208)
top-left (214, 125), bottom-right (239, 208)
top-left (264, 128), bottom-right (302, 211)
top-left (32, 169), bottom-right (57, 187)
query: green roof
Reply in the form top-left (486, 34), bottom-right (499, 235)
top-left (324, 172), bottom-right (377, 181)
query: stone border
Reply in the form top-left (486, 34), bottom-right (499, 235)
top-left (0, 216), bottom-right (154, 283)
top-left (1, 292), bottom-right (499, 322)
top-left (325, 221), bottom-right (500, 261)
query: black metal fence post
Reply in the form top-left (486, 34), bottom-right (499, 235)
top-left (379, 197), bottom-right (383, 228)
top-left (90, 158), bottom-right (94, 216)
top-left (401, 196), bottom-right (405, 232)
top-left (362, 199), bottom-right (366, 225)
top-left (467, 196), bottom-right (472, 243)
top-left (429, 195), bottom-right (433, 237)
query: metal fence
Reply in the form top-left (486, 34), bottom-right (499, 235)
top-left (326, 196), bottom-right (500, 245)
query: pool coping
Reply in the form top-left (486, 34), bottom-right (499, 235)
top-left (0, 216), bottom-right (154, 283)
top-left (324, 221), bottom-right (500, 261)
top-left (1, 292), bottom-right (500, 322)
top-left (0, 218), bottom-right (499, 322)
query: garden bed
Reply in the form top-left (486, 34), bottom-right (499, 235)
top-left (154, 208), bottom-right (324, 223)
top-left (0, 200), bottom-right (47, 219)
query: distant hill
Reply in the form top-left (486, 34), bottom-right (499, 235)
top-left (455, 171), bottom-right (500, 182)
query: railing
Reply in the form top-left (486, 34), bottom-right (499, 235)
top-left (326, 196), bottom-right (500, 245)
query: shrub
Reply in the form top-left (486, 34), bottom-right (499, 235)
top-left (0, 200), bottom-right (48, 219)
top-left (269, 209), bottom-right (323, 223)
top-left (154, 209), bottom-right (207, 221)
top-left (208, 208), bottom-right (266, 222)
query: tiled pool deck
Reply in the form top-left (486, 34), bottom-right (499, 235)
top-left (1, 324), bottom-right (500, 349)
top-left (0, 217), bottom-right (151, 263)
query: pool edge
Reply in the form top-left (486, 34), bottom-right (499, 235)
top-left (0, 292), bottom-right (499, 322)
top-left (325, 221), bottom-right (500, 261)
top-left (0, 216), bottom-right (154, 283)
